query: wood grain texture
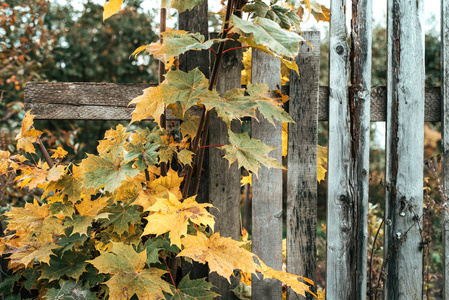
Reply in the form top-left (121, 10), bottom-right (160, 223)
top-left (385, 1), bottom-right (424, 299)
top-left (286, 31), bottom-right (320, 300)
top-left (350, 0), bottom-right (372, 299)
top-left (25, 82), bottom-right (442, 121)
top-left (251, 50), bottom-right (283, 300)
top-left (326, 0), bottom-right (353, 298)
top-left (208, 37), bottom-right (242, 300)
top-left (178, 1), bottom-right (210, 77)
top-left (441, 1), bottom-right (449, 299)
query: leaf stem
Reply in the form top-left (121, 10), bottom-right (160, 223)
top-left (182, 0), bottom-right (235, 198)
top-left (198, 144), bottom-right (224, 150)
top-left (222, 45), bottom-right (248, 54)
top-left (162, 255), bottom-right (176, 288)
top-left (37, 139), bottom-right (54, 168)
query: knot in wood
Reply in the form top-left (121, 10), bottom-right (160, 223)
top-left (336, 44), bottom-right (345, 55)
top-left (339, 194), bottom-right (350, 203)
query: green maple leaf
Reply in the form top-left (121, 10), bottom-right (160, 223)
top-left (133, 31), bottom-right (226, 66)
top-left (97, 124), bottom-right (129, 158)
top-left (220, 131), bottom-right (284, 175)
top-left (81, 154), bottom-right (140, 192)
top-left (41, 250), bottom-right (89, 282)
top-left (230, 15), bottom-right (304, 72)
top-left (101, 204), bottom-right (141, 236)
top-left (124, 141), bottom-right (159, 171)
top-left (80, 266), bottom-right (106, 289)
top-left (144, 237), bottom-right (180, 265)
top-left (161, 0), bottom-right (205, 12)
top-left (49, 201), bottom-right (75, 217)
top-left (88, 242), bottom-right (172, 300)
top-left (44, 280), bottom-right (97, 300)
top-left (164, 274), bottom-right (219, 300)
top-left (247, 83), bottom-right (293, 126)
top-left (198, 89), bottom-right (256, 126)
top-left (243, 1), bottom-right (302, 30)
top-left (57, 228), bottom-right (88, 255)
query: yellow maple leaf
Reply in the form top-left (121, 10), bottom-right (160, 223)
top-left (6, 241), bottom-right (60, 271)
top-left (50, 146), bottom-right (68, 160)
top-left (103, 0), bottom-right (124, 21)
top-left (75, 196), bottom-right (109, 217)
top-left (15, 161), bottom-right (66, 190)
top-left (133, 168), bottom-right (183, 210)
top-left (88, 242), bottom-right (171, 300)
top-left (317, 145), bottom-right (328, 182)
top-left (97, 124), bottom-right (129, 158)
top-left (0, 151), bottom-right (26, 175)
top-left (178, 232), bottom-right (257, 281)
top-left (129, 86), bottom-right (166, 126)
top-left (15, 111), bottom-right (43, 154)
top-left (240, 173), bottom-right (252, 186)
top-left (142, 193), bottom-right (215, 248)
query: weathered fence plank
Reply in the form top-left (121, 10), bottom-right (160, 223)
top-left (326, 0), bottom-right (353, 298)
top-left (384, 1), bottom-right (424, 299)
top-left (251, 50), bottom-right (283, 299)
top-left (350, 0), bottom-right (372, 298)
top-left (441, 0), bottom-right (449, 298)
top-left (25, 83), bottom-right (442, 122)
top-left (286, 31), bottom-right (320, 300)
top-left (208, 38), bottom-right (242, 300)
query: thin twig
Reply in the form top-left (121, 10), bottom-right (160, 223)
top-left (37, 139), bottom-right (54, 168)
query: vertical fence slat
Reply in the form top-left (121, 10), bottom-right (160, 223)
top-left (441, 0), bottom-right (449, 298)
top-left (350, 0), bottom-right (372, 299)
top-left (251, 50), bottom-right (283, 299)
top-left (286, 31), bottom-right (320, 300)
top-left (385, 0), bottom-right (424, 299)
top-left (208, 38), bottom-right (242, 300)
top-left (326, 0), bottom-right (353, 298)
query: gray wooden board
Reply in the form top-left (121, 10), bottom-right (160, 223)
top-left (208, 37), bottom-right (242, 300)
top-left (350, 0), bottom-right (372, 299)
top-left (441, 0), bottom-right (449, 298)
top-left (25, 82), bottom-right (442, 122)
top-left (326, 0), bottom-right (353, 298)
top-left (251, 50), bottom-right (283, 300)
top-left (385, 0), bottom-right (424, 299)
top-left (286, 31), bottom-right (320, 300)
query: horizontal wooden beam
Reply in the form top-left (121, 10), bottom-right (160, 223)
top-left (25, 82), bottom-right (442, 122)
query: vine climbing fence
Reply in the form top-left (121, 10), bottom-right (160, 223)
top-left (23, 0), bottom-right (449, 299)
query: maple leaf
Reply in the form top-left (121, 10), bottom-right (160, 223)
top-left (317, 145), bottom-right (328, 182)
top-left (112, 175), bottom-right (145, 203)
top-left (161, 0), bottom-right (205, 12)
top-left (129, 69), bottom-right (209, 124)
top-left (243, 0), bottom-right (302, 30)
top-left (102, 204), bottom-right (141, 236)
top-left (198, 88), bottom-right (256, 126)
top-left (81, 154), bottom-right (140, 192)
top-left (133, 30), bottom-right (226, 67)
top-left (44, 280), bottom-right (97, 300)
top-left (241, 173), bottom-right (252, 186)
top-left (247, 83), bottom-right (294, 126)
top-left (178, 232), bottom-right (257, 281)
top-left (142, 193), bottom-right (215, 248)
top-left (88, 242), bottom-right (172, 300)
top-left (50, 146), bottom-right (68, 160)
top-left (220, 131), bottom-right (284, 176)
top-left (282, 122), bottom-right (288, 157)
top-left (40, 250), bottom-right (89, 282)
top-left (257, 261), bottom-right (315, 298)
top-left (103, 0), bottom-right (124, 21)
top-left (133, 168), bottom-right (183, 210)
top-left (16, 162), bottom-right (66, 190)
top-left (15, 111), bottom-right (43, 154)
top-left (5, 200), bottom-right (63, 243)
top-left (164, 274), bottom-right (219, 300)
top-left (46, 164), bottom-right (86, 203)
top-left (66, 196), bottom-right (109, 236)
top-left (97, 124), bottom-right (129, 158)
top-left (230, 15), bottom-right (304, 71)
top-left (0, 151), bottom-right (26, 175)
top-left (6, 241), bottom-right (60, 270)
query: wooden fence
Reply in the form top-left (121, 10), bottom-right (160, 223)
top-left (24, 0), bottom-right (449, 299)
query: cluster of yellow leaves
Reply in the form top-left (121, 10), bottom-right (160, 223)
top-left (0, 150), bottom-right (26, 175)
top-left (15, 111), bottom-right (42, 154)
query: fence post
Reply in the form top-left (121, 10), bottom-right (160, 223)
top-left (441, 0), bottom-right (449, 299)
top-left (384, 0), bottom-right (424, 299)
top-left (251, 50), bottom-right (283, 299)
top-left (286, 31), bottom-right (320, 300)
top-left (350, 0), bottom-right (372, 299)
top-left (208, 37), bottom-right (242, 300)
top-left (326, 0), bottom-right (354, 298)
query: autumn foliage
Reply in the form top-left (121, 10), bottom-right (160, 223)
top-left (0, 0), bottom-right (329, 298)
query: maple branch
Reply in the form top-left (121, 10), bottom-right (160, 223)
top-left (209, 47), bottom-right (218, 56)
top-left (182, 0), bottom-right (235, 198)
top-left (37, 139), bottom-right (54, 168)
top-left (222, 45), bottom-right (248, 54)
top-left (198, 144), bottom-right (224, 150)
top-left (159, 7), bottom-right (168, 177)
top-left (162, 255), bottom-right (176, 288)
